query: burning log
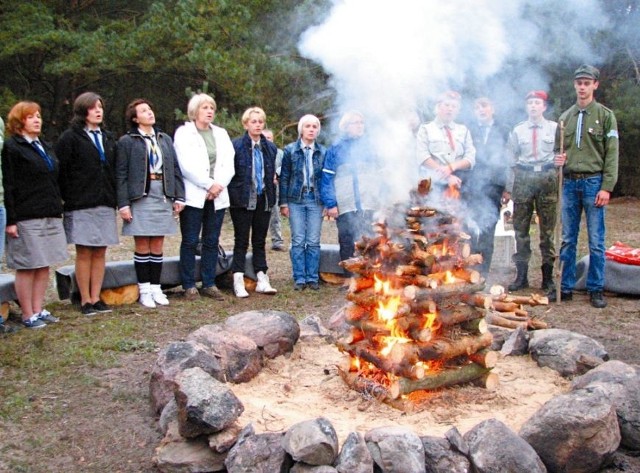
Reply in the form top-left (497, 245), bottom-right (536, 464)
top-left (431, 254), bottom-right (483, 273)
top-left (387, 332), bottom-right (493, 365)
top-left (406, 207), bottom-right (439, 218)
top-left (340, 257), bottom-right (376, 276)
top-left (346, 287), bottom-right (402, 308)
top-left (436, 304), bottom-right (484, 327)
top-left (349, 277), bottom-right (375, 293)
top-left (394, 264), bottom-right (424, 276)
top-left (344, 303), bottom-right (369, 322)
top-left (403, 281), bottom-right (486, 301)
top-left (337, 341), bottom-right (426, 380)
top-left (389, 362), bottom-right (491, 399)
top-left (337, 368), bottom-right (410, 411)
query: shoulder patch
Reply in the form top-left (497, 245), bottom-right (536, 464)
top-left (606, 130), bottom-right (619, 139)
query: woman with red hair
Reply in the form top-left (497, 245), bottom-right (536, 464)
top-left (1, 101), bottom-right (68, 329)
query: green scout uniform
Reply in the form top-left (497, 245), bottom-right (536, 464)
top-left (557, 101), bottom-right (618, 191)
top-left (507, 118), bottom-right (558, 266)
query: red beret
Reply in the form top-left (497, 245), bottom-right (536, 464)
top-left (525, 90), bottom-right (548, 101)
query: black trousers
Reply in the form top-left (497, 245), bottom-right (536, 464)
top-left (229, 194), bottom-right (271, 274)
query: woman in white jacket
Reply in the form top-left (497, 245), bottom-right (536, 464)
top-left (174, 94), bottom-right (235, 300)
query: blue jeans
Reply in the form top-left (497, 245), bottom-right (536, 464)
top-left (179, 202), bottom-right (225, 289)
top-left (288, 191), bottom-right (323, 284)
top-left (560, 174), bottom-right (606, 293)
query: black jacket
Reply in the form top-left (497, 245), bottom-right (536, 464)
top-left (467, 121), bottom-right (510, 190)
top-left (115, 128), bottom-right (185, 209)
top-left (1, 135), bottom-right (64, 225)
top-left (56, 125), bottom-right (117, 211)
top-left (228, 132), bottom-right (277, 209)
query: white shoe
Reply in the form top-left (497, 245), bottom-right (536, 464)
top-left (150, 284), bottom-right (170, 306)
top-left (233, 272), bottom-right (249, 298)
top-left (256, 271), bottom-right (277, 295)
top-left (138, 282), bottom-right (156, 308)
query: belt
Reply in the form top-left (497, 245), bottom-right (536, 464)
top-left (564, 172), bottom-right (602, 180)
top-left (516, 163), bottom-right (555, 172)
top-left (149, 173), bottom-right (163, 180)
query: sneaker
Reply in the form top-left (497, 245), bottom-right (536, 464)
top-left (92, 300), bottom-right (112, 313)
top-left (294, 283), bottom-right (305, 291)
top-left (81, 303), bottom-right (97, 316)
top-left (201, 286), bottom-right (225, 301)
top-left (271, 244), bottom-right (285, 251)
top-left (23, 315), bottom-right (47, 329)
top-left (589, 291), bottom-right (607, 309)
top-left (38, 309), bottom-right (60, 323)
top-left (150, 284), bottom-right (170, 306)
top-left (184, 287), bottom-right (200, 301)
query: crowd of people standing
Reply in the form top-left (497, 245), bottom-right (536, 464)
top-left (0, 63), bottom-right (619, 332)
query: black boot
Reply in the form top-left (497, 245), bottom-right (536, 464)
top-left (541, 263), bottom-right (555, 292)
top-left (508, 262), bottom-right (529, 292)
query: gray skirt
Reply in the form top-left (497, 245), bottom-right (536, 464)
top-left (64, 206), bottom-right (119, 246)
top-left (122, 180), bottom-right (178, 236)
top-left (6, 217), bottom-right (69, 270)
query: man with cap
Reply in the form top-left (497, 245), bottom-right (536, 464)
top-left (416, 91), bottom-right (475, 190)
top-left (548, 65), bottom-right (619, 308)
top-left (504, 90), bottom-right (558, 292)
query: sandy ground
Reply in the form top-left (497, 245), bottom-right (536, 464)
top-left (231, 337), bottom-right (570, 443)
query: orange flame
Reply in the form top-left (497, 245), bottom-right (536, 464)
top-left (444, 184), bottom-right (460, 200)
top-left (423, 312), bottom-right (437, 330)
top-left (444, 270), bottom-right (456, 284)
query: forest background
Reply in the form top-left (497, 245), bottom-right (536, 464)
top-left (0, 0), bottom-right (639, 195)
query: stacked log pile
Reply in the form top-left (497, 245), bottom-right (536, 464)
top-left (337, 180), bottom-right (502, 406)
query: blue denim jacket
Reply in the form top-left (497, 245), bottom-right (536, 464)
top-left (279, 139), bottom-right (326, 206)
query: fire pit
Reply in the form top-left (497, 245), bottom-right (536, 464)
top-left (335, 179), bottom-right (501, 408)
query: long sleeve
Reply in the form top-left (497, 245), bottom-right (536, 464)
top-left (320, 145), bottom-right (338, 209)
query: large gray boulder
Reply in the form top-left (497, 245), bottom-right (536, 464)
top-left (224, 310), bottom-right (300, 359)
top-left (572, 361), bottom-right (640, 450)
top-left (365, 426), bottom-right (426, 473)
top-left (282, 417), bottom-right (339, 466)
top-left (420, 435), bottom-right (471, 473)
top-left (520, 387), bottom-right (621, 473)
top-left (464, 418), bottom-right (546, 473)
top-left (174, 367), bottom-right (244, 439)
top-left (335, 432), bottom-right (374, 473)
top-left (186, 324), bottom-right (263, 383)
top-left (224, 424), bottom-right (293, 473)
top-left (149, 340), bottom-right (225, 413)
top-left (528, 329), bottom-right (608, 377)
top-left (154, 436), bottom-right (227, 473)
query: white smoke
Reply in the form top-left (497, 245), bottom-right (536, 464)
top-left (298, 0), bottom-right (607, 210)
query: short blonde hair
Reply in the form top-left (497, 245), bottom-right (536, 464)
top-left (187, 93), bottom-right (217, 121)
top-left (241, 106), bottom-right (266, 125)
top-left (297, 114), bottom-right (321, 136)
top-left (338, 110), bottom-right (364, 133)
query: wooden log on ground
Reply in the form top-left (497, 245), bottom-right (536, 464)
top-left (472, 372), bottom-right (501, 391)
top-left (319, 272), bottom-right (347, 285)
top-left (337, 368), bottom-right (410, 411)
top-left (497, 294), bottom-right (549, 306)
top-left (485, 312), bottom-right (528, 329)
top-left (389, 362), bottom-right (491, 399)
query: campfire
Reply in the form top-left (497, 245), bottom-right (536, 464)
top-left (336, 179), bottom-right (500, 409)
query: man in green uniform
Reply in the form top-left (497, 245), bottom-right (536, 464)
top-left (549, 65), bottom-right (619, 308)
top-left (504, 91), bottom-right (558, 292)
